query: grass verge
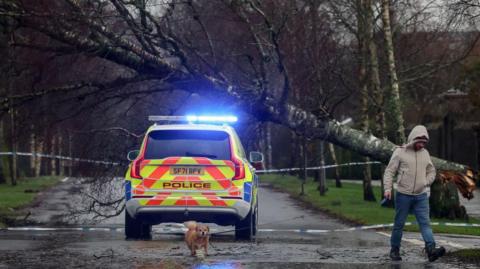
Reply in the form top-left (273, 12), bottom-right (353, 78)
top-left (0, 176), bottom-right (62, 227)
top-left (260, 174), bottom-right (480, 236)
top-left (447, 249), bottom-right (480, 264)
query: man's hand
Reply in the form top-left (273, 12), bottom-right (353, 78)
top-left (384, 191), bottom-right (392, 200)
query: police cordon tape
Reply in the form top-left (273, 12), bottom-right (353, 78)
top-left (256, 161), bottom-right (382, 174)
top-left (0, 151), bottom-right (120, 166)
top-left (2, 222), bottom-right (479, 234)
top-left (0, 151), bottom-right (381, 171)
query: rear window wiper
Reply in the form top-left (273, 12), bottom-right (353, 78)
top-left (185, 152), bottom-right (218, 159)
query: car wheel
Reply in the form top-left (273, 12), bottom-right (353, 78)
top-left (235, 201), bottom-right (257, 240)
top-left (125, 211), bottom-right (151, 240)
top-left (253, 200), bottom-right (258, 236)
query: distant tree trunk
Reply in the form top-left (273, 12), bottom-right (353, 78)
top-left (381, 0), bottom-right (405, 145)
top-left (368, 1), bottom-right (386, 200)
top-left (317, 140), bottom-right (327, 195)
top-left (358, 0), bottom-right (376, 201)
top-left (328, 143), bottom-right (342, 188)
top-left (0, 119), bottom-right (11, 184)
top-left (68, 132), bottom-right (73, 177)
top-left (369, 14), bottom-right (386, 141)
top-left (265, 122), bottom-right (273, 169)
top-left (35, 138), bottom-right (43, 178)
top-left (9, 104), bottom-right (17, 185)
top-left (30, 130), bottom-right (36, 176)
top-left (50, 135), bottom-right (57, 176)
top-left (58, 134), bottom-right (65, 177)
top-left (441, 114), bottom-right (455, 160)
top-left (475, 125), bottom-right (480, 179)
top-left (300, 137), bottom-right (307, 196)
top-left (289, 131), bottom-right (298, 176)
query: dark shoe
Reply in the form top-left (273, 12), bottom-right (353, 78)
top-left (426, 245), bottom-right (446, 262)
top-left (390, 247), bottom-right (402, 261)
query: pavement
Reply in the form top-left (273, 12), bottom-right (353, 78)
top-left (0, 178), bottom-right (478, 268)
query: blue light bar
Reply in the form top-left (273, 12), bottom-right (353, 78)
top-left (186, 115), bottom-right (238, 123)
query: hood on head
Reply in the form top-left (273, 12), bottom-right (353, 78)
top-left (407, 125), bottom-right (429, 144)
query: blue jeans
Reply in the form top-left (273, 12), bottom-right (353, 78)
top-left (391, 192), bottom-right (435, 248)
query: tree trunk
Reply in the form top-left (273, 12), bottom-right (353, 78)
top-left (317, 140), bottom-right (327, 195)
top-left (0, 119), bottom-right (11, 184)
top-left (68, 132), bottom-right (73, 177)
top-left (265, 122), bottom-right (273, 169)
top-left (30, 127), bottom-right (36, 177)
top-left (300, 137), bottom-right (306, 196)
top-left (475, 124), bottom-right (480, 178)
top-left (369, 17), bottom-right (387, 200)
top-left (381, 0), bottom-right (406, 144)
top-left (35, 138), bottom-right (43, 178)
top-left (289, 131), bottom-right (297, 176)
top-left (51, 135), bottom-right (57, 176)
top-left (328, 143), bottom-right (342, 188)
top-left (358, 0), bottom-right (376, 201)
top-left (430, 178), bottom-right (468, 220)
top-left (9, 104), bottom-right (17, 185)
top-left (362, 157), bottom-right (376, 201)
top-left (58, 133), bottom-right (65, 177)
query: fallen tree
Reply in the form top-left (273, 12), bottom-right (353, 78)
top-left (0, 1), bottom-right (476, 209)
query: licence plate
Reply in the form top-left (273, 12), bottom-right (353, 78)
top-left (170, 166), bottom-right (204, 175)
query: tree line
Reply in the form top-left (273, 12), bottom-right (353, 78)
top-left (0, 0), bottom-right (478, 203)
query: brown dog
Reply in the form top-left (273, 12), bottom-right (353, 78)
top-left (184, 221), bottom-right (210, 257)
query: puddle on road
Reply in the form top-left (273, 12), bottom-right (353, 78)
top-left (133, 260), bottom-right (456, 269)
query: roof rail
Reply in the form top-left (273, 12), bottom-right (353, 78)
top-left (148, 116), bottom-right (188, 122)
top-left (148, 115), bottom-right (238, 124)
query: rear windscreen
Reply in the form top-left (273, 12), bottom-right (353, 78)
top-left (144, 130), bottom-right (231, 160)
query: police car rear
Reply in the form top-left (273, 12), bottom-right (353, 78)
top-left (124, 116), bottom-right (262, 240)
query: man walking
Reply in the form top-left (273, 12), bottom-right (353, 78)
top-left (383, 125), bottom-right (445, 262)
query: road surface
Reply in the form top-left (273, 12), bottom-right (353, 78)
top-left (0, 178), bottom-right (478, 268)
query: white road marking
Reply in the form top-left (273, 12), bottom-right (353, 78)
top-left (61, 177), bottom-right (69, 182)
top-left (377, 231), bottom-right (424, 247)
top-left (376, 231), bottom-right (469, 249)
top-left (436, 239), bottom-right (468, 249)
top-left (2, 226), bottom-right (478, 249)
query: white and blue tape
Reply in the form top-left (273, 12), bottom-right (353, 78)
top-left (2, 222), bottom-right (479, 234)
top-left (256, 161), bottom-right (382, 174)
top-left (0, 152), bottom-right (121, 166)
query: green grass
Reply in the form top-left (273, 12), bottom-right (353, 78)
top-left (260, 174), bottom-right (480, 236)
top-left (447, 249), bottom-right (480, 264)
top-left (0, 176), bottom-right (62, 227)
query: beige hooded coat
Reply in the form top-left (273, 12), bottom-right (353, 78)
top-left (383, 125), bottom-right (436, 195)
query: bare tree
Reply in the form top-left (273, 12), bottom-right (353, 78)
top-left (0, 0), bottom-right (472, 171)
top-left (0, 0), bottom-right (475, 217)
top-left (382, 0), bottom-right (406, 145)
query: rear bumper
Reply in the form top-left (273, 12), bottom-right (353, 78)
top-left (126, 199), bottom-right (251, 225)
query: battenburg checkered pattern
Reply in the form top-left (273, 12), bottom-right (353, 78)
top-left (128, 157), bottom-right (251, 207)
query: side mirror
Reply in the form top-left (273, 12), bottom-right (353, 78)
top-left (249, 151), bottom-right (264, 170)
top-left (127, 150), bottom-right (140, 161)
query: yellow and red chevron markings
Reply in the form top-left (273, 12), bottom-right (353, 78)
top-left (136, 193), bottom-right (238, 207)
top-left (137, 157), bottom-right (236, 190)
top-left (128, 156), bottom-right (249, 207)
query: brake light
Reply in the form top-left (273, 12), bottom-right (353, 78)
top-left (232, 156), bottom-right (245, 180)
top-left (130, 157), bottom-right (144, 179)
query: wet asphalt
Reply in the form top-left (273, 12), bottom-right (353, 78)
top-left (0, 178), bottom-right (478, 269)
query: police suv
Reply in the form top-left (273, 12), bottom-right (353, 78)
top-left (124, 116), bottom-right (263, 240)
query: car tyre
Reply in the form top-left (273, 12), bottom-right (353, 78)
top-left (125, 211), bottom-right (151, 240)
top-left (235, 202), bottom-right (258, 240)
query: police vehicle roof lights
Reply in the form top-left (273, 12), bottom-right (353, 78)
top-left (148, 115), bottom-right (238, 124)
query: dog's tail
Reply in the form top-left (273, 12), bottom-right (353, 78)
top-left (184, 221), bottom-right (197, 230)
